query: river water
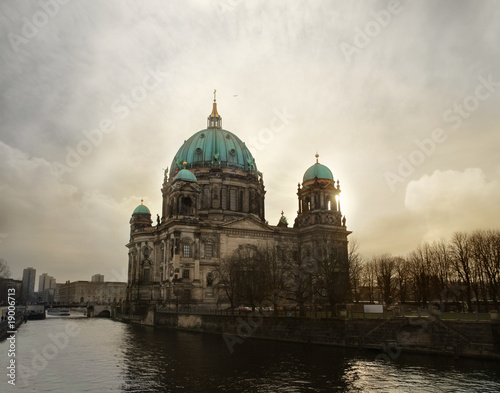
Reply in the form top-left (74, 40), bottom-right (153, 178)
top-left (1, 313), bottom-right (500, 392)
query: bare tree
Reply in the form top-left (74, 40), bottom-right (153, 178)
top-left (259, 242), bottom-right (287, 314)
top-left (313, 237), bottom-right (349, 316)
top-left (228, 246), bottom-right (269, 310)
top-left (470, 230), bottom-right (500, 311)
top-left (348, 239), bottom-right (363, 303)
top-left (214, 254), bottom-right (241, 311)
top-left (283, 241), bottom-right (314, 316)
top-left (429, 240), bottom-right (454, 302)
top-left (449, 232), bottom-right (474, 311)
top-left (407, 244), bottom-right (435, 306)
top-left (0, 258), bottom-right (10, 278)
top-left (373, 255), bottom-right (396, 306)
top-left (0, 259), bottom-right (12, 305)
top-left (394, 257), bottom-right (410, 304)
top-left (362, 259), bottom-right (378, 303)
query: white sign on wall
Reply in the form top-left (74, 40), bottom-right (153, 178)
top-left (363, 304), bottom-right (384, 314)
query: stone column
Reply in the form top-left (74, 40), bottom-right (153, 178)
top-left (243, 188), bottom-right (249, 212)
top-left (194, 259), bottom-right (200, 281)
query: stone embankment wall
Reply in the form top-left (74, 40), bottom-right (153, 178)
top-left (123, 311), bottom-right (500, 359)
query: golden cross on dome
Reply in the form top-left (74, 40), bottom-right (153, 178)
top-left (213, 89), bottom-right (216, 102)
top-left (315, 152), bottom-right (319, 163)
top-left (141, 199), bottom-right (144, 205)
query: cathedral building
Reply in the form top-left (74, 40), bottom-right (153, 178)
top-left (126, 95), bottom-right (351, 310)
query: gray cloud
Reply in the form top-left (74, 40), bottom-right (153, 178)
top-left (1, 0), bottom-right (499, 281)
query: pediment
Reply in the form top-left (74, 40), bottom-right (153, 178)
top-left (222, 216), bottom-right (274, 232)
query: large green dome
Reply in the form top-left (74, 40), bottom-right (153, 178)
top-left (303, 161), bottom-right (334, 182)
top-left (170, 128), bottom-right (257, 176)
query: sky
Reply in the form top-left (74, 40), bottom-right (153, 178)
top-left (1, 0), bottom-right (499, 285)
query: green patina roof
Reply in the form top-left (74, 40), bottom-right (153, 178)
top-left (173, 168), bottom-right (198, 183)
top-left (132, 203), bottom-right (151, 215)
top-left (170, 128), bottom-right (257, 177)
top-left (303, 163), bottom-right (334, 182)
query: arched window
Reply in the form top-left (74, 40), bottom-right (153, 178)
top-left (326, 196), bottom-right (332, 211)
top-left (143, 267), bottom-right (151, 283)
top-left (305, 197), bottom-right (311, 211)
top-left (181, 197), bottom-right (193, 215)
top-left (205, 242), bottom-right (214, 258)
top-left (183, 244), bottom-right (191, 258)
top-left (203, 187), bottom-right (210, 209)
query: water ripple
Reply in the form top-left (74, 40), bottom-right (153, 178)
top-left (1, 317), bottom-right (499, 392)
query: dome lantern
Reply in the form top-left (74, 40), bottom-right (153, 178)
top-left (207, 89), bottom-right (222, 129)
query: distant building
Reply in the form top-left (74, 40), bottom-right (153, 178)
top-left (91, 274), bottom-right (104, 283)
top-left (58, 280), bottom-right (127, 305)
top-left (38, 288), bottom-right (58, 304)
top-left (22, 267), bottom-right (36, 303)
top-left (37, 273), bottom-right (58, 304)
top-left (39, 273), bottom-right (56, 292)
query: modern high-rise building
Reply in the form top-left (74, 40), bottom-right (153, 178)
top-left (22, 267), bottom-right (36, 303)
top-left (39, 273), bottom-right (56, 292)
top-left (91, 274), bottom-right (104, 283)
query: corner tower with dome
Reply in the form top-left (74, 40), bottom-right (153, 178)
top-left (125, 95), bottom-right (351, 311)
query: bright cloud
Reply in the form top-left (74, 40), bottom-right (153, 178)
top-left (404, 168), bottom-right (500, 241)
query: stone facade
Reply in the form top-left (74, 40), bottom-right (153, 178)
top-left (58, 280), bottom-right (127, 305)
top-left (126, 100), bottom-right (351, 310)
top-left (148, 312), bottom-right (500, 359)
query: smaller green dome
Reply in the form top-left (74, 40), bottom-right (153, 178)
top-left (133, 201), bottom-right (151, 215)
top-left (173, 168), bottom-right (198, 183)
top-left (303, 155), bottom-right (334, 182)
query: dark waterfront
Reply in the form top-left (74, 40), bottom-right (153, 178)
top-left (2, 314), bottom-right (500, 392)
